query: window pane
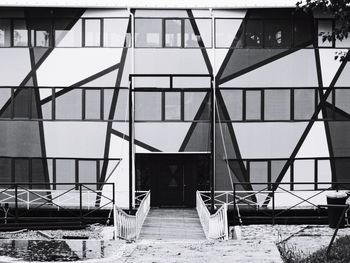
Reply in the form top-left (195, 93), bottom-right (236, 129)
top-left (0, 88), bottom-right (11, 114)
top-left (85, 19), bottom-right (101, 47)
top-left (79, 160), bottom-right (97, 190)
top-left (264, 90), bottom-right (290, 120)
top-left (264, 20), bottom-right (291, 48)
top-left (318, 20), bottom-right (333, 47)
top-left (56, 159), bottom-right (75, 190)
top-left (293, 16), bottom-right (312, 46)
top-left (13, 20), bottom-right (28, 46)
top-left (294, 89), bottom-right (315, 120)
top-left (104, 89), bottom-right (114, 120)
top-left (13, 88), bottom-right (33, 119)
top-left (246, 90), bottom-right (261, 120)
top-left (221, 90), bottom-right (242, 121)
top-left (104, 18), bottom-right (129, 47)
top-left (55, 19), bottom-right (82, 47)
top-left (215, 19), bottom-right (242, 48)
top-left (335, 89), bottom-right (350, 113)
top-left (165, 92), bottom-right (181, 120)
top-left (55, 89), bottom-right (82, 120)
top-left (14, 159), bottom-right (29, 186)
top-left (184, 92), bottom-right (207, 121)
top-left (135, 19), bottom-right (162, 47)
top-left (135, 92), bottom-right (161, 121)
top-left (249, 161), bottom-right (268, 192)
top-left (245, 20), bottom-right (262, 48)
top-left (85, 89), bottom-right (101, 120)
top-left (335, 20), bottom-right (350, 48)
top-left (165, 19), bottom-right (182, 47)
top-left (30, 19), bottom-right (51, 47)
top-left (184, 19), bottom-right (199, 48)
top-left (0, 158), bottom-right (11, 184)
top-left (0, 19), bottom-right (11, 47)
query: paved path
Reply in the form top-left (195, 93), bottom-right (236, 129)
top-left (139, 208), bottom-right (206, 240)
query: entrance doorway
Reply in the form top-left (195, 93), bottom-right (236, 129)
top-left (136, 153), bottom-right (210, 207)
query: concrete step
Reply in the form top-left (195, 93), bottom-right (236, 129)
top-left (139, 208), bottom-right (206, 240)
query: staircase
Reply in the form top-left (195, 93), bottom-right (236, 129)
top-left (139, 208), bottom-right (206, 240)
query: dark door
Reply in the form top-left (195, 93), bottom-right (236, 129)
top-left (136, 153), bottom-right (210, 208)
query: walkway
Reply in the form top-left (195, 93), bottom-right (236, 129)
top-left (139, 208), bottom-right (206, 240)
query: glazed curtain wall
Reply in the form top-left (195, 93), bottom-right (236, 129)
top-left (1, 7), bottom-right (350, 204)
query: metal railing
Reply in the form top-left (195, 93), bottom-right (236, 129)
top-left (201, 182), bottom-right (350, 224)
top-left (196, 191), bottom-right (228, 240)
top-left (115, 190), bottom-right (150, 240)
top-left (0, 183), bottom-right (115, 223)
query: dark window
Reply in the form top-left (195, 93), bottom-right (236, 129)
top-left (244, 20), bottom-right (263, 48)
top-left (13, 19), bottom-right (28, 46)
top-left (135, 19), bottom-right (162, 47)
top-left (0, 19), bottom-right (11, 47)
top-left (264, 20), bottom-right (291, 48)
top-left (29, 19), bottom-right (52, 47)
top-left (165, 19), bottom-right (182, 47)
top-left (293, 12), bottom-right (313, 47)
top-left (84, 19), bottom-right (101, 47)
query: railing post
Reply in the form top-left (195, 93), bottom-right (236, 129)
top-left (272, 183), bottom-right (275, 225)
top-left (15, 184), bottom-right (18, 223)
top-left (233, 184), bottom-right (237, 225)
top-left (79, 183), bottom-right (83, 225)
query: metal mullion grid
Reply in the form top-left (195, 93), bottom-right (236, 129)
top-left (314, 159), bottom-right (318, 190)
top-left (82, 18), bottom-right (86, 47)
top-left (82, 88), bottom-right (86, 120)
top-left (53, 159), bottom-right (56, 190)
top-left (100, 18), bottom-right (104, 47)
top-left (267, 160), bottom-right (271, 190)
top-left (75, 160), bottom-right (79, 190)
top-left (246, 160), bottom-right (250, 182)
top-left (96, 160), bottom-right (100, 183)
top-left (181, 18), bottom-right (185, 48)
top-left (261, 89), bottom-right (265, 121)
top-left (161, 91), bottom-right (166, 121)
top-left (242, 89), bottom-right (246, 121)
top-left (290, 88), bottom-right (294, 121)
top-left (180, 91), bottom-right (185, 121)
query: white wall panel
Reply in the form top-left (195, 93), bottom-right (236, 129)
top-left (0, 48), bottom-right (31, 86)
top-left (221, 49), bottom-right (318, 87)
top-left (37, 48), bottom-right (123, 86)
top-left (43, 122), bottom-right (107, 158)
top-left (296, 122), bottom-right (330, 158)
top-left (233, 123), bottom-right (307, 159)
top-left (319, 49), bottom-right (346, 87)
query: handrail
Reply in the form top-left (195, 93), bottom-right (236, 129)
top-left (196, 191), bottom-right (228, 240)
top-left (115, 190), bottom-right (150, 241)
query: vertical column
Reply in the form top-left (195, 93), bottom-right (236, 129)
top-left (129, 77), bottom-right (133, 214)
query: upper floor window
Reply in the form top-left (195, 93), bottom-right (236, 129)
top-left (83, 18), bottom-right (101, 47)
top-left (30, 19), bottom-right (51, 47)
top-left (0, 19), bottom-right (11, 47)
top-left (13, 19), bottom-right (28, 46)
top-left (135, 18), bottom-right (212, 48)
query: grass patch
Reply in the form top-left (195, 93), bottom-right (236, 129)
top-left (278, 235), bottom-right (350, 263)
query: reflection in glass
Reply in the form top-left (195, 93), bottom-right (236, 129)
top-left (165, 92), bottom-right (181, 120)
top-left (30, 19), bottom-right (51, 47)
top-left (165, 19), bottom-right (182, 47)
top-left (264, 20), bottom-right (291, 48)
top-left (0, 19), bottom-right (11, 47)
top-left (84, 19), bottom-right (101, 47)
top-left (135, 19), bottom-right (162, 47)
top-left (13, 20), bottom-right (28, 46)
top-left (184, 19), bottom-right (199, 48)
top-left (245, 20), bottom-right (262, 48)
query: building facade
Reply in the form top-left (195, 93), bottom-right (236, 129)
top-left (0, 2), bottom-right (349, 210)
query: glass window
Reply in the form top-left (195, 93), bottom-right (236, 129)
top-left (135, 19), bottom-right (162, 47)
top-left (245, 90), bottom-right (261, 120)
top-left (318, 20), bottom-right (333, 47)
top-left (13, 19), bottom-right (28, 46)
top-left (249, 161), bottom-right (268, 192)
top-left (104, 18), bottom-right (130, 47)
top-left (14, 159), bottom-right (29, 186)
top-left (78, 160), bottom-right (97, 190)
top-left (84, 19), bottom-right (101, 47)
top-left (264, 90), bottom-right (290, 120)
top-left (0, 88), bottom-right (11, 113)
top-left (13, 88), bottom-right (33, 119)
top-left (55, 18), bottom-right (82, 47)
top-left (184, 19), bottom-right (199, 48)
top-left (0, 19), bottom-right (11, 47)
top-left (0, 158), bottom-right (11, 184)
top-left (293, 15), bottom-right (312, 47)
top-left (103, 89), bottom-right (114, 120)
top-left (264, 20), bottom-right (291, 48)
top-left (221, 90), bottom-right (243, 121)
top-left (245, 20), bottom-right (262, 48)
top-left (165, 92), bottom-right (181, 120)
top-left (56, 159), bottom-right (76, 190)
top-left (184, 92), bottom-right (208, 121)
top-left (85, 89), bottom-right (101, 120)
top-left (30, 19), bottom-right (51, 47)
top-left (294, 89), bottom-right (315, 120)
top-left (215, 19), bottom-right (242, 48)
top-left (165, 19), bottom-right (182, 47)
top-left (55, 89), bottom-right (82, 120)
top-left (335, 20), bottom-right (350, 48)
top-left (135, 92), bottom-right (162, 121)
